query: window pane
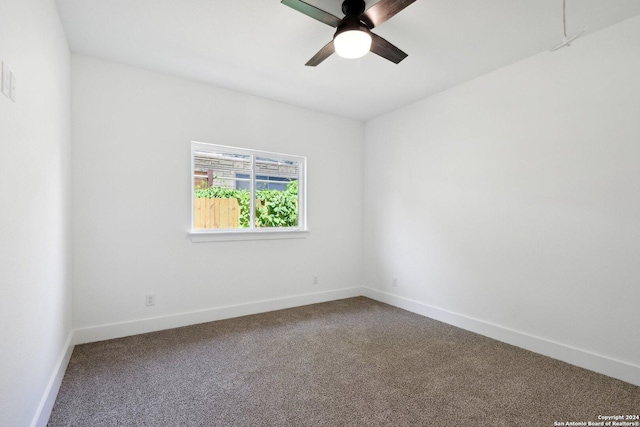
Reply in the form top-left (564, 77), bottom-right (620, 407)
top-left (254, 157), bottom-right (299, 228)
top-left (193, 151), bottom-right (250, 229)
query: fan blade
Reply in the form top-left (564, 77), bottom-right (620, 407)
top-left (360, 0), bottom-right (416, 29)
top-left (369, 33), bottom-right (407, 64)
top-left (305, 40), bottom-right (335, 66)
top-left (281, 0), bottom-right (341, 27)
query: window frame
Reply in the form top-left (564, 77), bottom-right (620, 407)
top-left (189, 141), bottom-right (308, 242)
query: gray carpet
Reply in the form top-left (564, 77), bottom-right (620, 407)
top-left (49, 297), bottom-right (639, 426)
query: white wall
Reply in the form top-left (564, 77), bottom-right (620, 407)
top-left (0, 0), bottom-right (72, 426)
top-left (71, 55), bottom-right (364, 338)
top-left (364, 16), bottom-right (640, 379)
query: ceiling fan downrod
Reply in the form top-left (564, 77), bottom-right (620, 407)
top-left (342, 0), bottom-right (366, 16)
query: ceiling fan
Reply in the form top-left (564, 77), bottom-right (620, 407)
top-left (281, 0), bottom-right (416, 66)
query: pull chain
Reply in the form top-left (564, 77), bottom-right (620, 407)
top-left (563, 0), bottom-right (568, 38)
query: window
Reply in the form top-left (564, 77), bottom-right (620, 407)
top-left (190, 142), bottom-right (307, 241)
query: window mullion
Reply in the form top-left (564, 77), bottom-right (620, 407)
top-left (250, 153), bottom-right (256, 230)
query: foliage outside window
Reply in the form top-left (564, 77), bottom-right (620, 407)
top-left (191, 142), bottom-right (306, 236)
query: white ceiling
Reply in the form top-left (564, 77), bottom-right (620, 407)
top-left (55, 0), bottom-right (640, 121)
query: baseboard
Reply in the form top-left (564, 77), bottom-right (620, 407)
top-left (31, 330), bottom-right (75, 427)
top-left (74, 287), bottom-right (362, 345)
top-left (362, 287), bottom-right (640, 387)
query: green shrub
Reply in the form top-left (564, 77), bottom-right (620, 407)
top-left (195, 180), bottom-right (298, 228)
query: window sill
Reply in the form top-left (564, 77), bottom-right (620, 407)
top-left (189, 229), bottom-right (309, 242)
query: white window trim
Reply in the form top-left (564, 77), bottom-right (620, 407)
top-left (189, 229), bottom-right (309, 243)
top-left (189, 141), bottom-right (308, 242)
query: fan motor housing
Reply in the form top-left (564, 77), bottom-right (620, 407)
top-left (342, 0), bottom-right (366, 16)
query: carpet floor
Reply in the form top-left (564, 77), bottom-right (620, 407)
top-left (49, 297), bottom-right (639, 426)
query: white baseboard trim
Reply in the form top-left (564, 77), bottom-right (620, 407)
top-left (31, 330), bottom-right (75, 427)
top-left (74, 287), bottom-right (362, 345)
top-left (362, 287), bottom-right (640, 387)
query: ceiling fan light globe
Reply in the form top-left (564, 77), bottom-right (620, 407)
top-left (334, 30), bottom-right (372, 59)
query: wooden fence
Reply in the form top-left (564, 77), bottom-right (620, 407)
top-left (194, 198), bottom-right (240, 229)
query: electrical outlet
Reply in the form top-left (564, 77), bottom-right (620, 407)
top-left (392, 277), bottom-right (398, 287)
top-left (145, 294), bottom-right (156, 306)
top-left (1, 61), bottom-right (11, 99)
top-left (313, 275), bottom-right (319, 285)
